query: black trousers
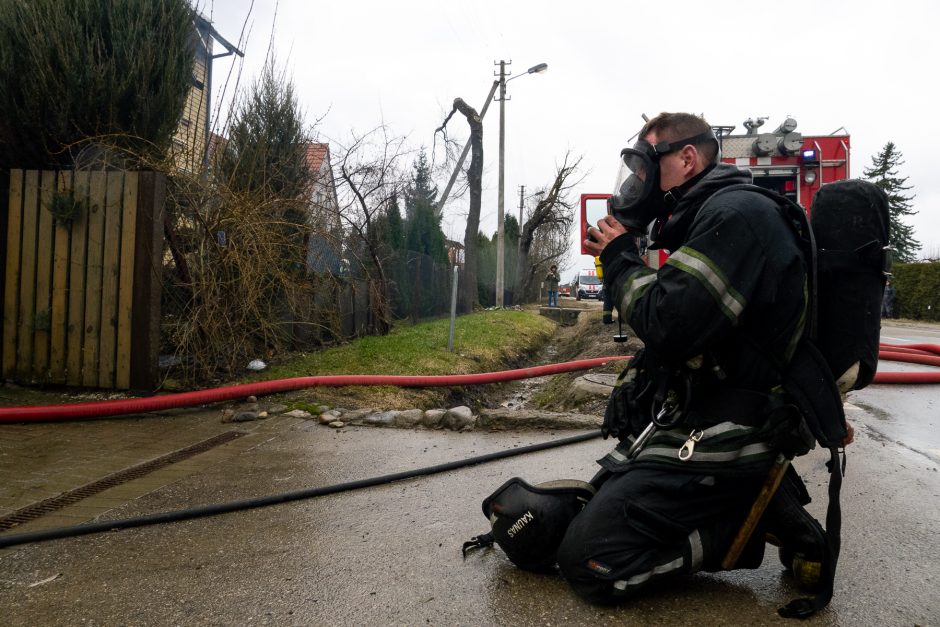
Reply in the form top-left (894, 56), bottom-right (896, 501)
top-left (556, 466), bottom-right (765, 604)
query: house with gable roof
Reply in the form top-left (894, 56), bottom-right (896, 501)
top-left (302, 142), bottom-right (343, 274)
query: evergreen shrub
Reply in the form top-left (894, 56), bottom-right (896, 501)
top-left (892, 262), bottom-right (940, 321)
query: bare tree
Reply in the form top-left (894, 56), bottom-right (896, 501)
top-left (436, 97), bottom-right (484, 312)
top-left (517, 153), bottom-right (583, 301)
top-left (332, 126), bottom-right (411, 334)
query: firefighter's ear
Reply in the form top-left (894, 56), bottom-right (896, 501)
top-left (678, 144), bottom-right (698, 172)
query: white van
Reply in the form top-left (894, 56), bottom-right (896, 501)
top-left (575, 270), bottom-right (603, 300)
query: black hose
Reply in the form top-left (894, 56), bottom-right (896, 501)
top-left (0, 430), bottom-right (603, 549)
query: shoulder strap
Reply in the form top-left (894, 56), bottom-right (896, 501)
top-left (699, 184), bottom-right (819, 341)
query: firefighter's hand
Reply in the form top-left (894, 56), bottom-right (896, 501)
top-left (843, 421), bottom-right (855, 446)
top-left (584, 215), bottom-right (628, 257)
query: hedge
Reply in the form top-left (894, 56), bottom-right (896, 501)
top-left (892, 262), bottom-right (940, 321)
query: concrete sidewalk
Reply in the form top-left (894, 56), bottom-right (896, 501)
top-left (0, 406), bottom-right (293, 532)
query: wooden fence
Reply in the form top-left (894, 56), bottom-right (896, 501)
top-left (1, 170), bottom-right (164, 389)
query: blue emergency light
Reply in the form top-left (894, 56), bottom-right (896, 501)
top-left (801, 148), bottom-right (818, 161)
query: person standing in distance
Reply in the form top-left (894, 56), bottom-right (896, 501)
top-left (544, 265), bottom-right (560, 308)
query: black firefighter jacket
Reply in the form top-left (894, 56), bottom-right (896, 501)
top-left (599, 164), bottom-right (808, 473)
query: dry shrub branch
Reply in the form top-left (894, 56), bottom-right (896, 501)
top-left (162, 173), bottom-right (344, 384)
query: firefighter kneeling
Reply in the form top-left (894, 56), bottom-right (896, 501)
top-left (464, 112), bottom-right (888, 620)
top-left (563, 112), bottom-right (844, 617)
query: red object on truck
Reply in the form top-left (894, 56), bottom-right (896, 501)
top-left (716, 116), bottom-right (849, 212)
top-left (579, 116), bottom-right (851, 268)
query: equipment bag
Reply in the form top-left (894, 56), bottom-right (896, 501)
top-left (462, 477), bottom-right (595, 572)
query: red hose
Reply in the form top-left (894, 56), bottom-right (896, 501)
top-left (877, 351), bottom-right (940, 368)
top-left (877, 346), bottom-right (935, 356)
top-left (1, 340), bottom-right (936, 424)
top-left (0, 356), bottom-right (628, 424)
top-left (873, 371), bottom-right (940, 384)
top-left (873, 342), bottom-right (940, 384)
top-left (879, 343), bottom-right (940, 355)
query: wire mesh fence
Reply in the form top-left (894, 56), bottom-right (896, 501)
top-left (159, 239), bottom-right (461, 383)
top-left (385, 249), bottom-right (457, 322)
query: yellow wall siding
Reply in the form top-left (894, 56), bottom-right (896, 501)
top-left (171, 46), bottom-right (211, 173)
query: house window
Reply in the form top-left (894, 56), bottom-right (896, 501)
top-left (181, 118), bottom-right (191, 127)
top-left (191, 73), bottom-right (204, 90)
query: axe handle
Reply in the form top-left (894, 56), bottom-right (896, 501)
top-left (721, 455), bottom-right (790, 570)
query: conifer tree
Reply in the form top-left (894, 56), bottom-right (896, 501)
top-left (405, 203), bottom-right (447, 262)
top-left (864, 142), bottom-right (920, 262)
top-left (218, 58), bottom-right (310, 201)
top-left (403, 149), bottom-right (447, 263)
top-left (476, 231), bottom-right (496, 307)
top-left (403, 149), bottom-right (438, 220)
top-left (383, 193), bottom-right (404, 252)
top-left (0, 0), bottom-right (195, 169)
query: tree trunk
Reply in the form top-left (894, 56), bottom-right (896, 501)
top-left (448, 98), bottom-right (483, 313)
top-left (518, 220), bottom-right (536, 299)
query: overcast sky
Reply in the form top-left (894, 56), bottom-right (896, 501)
top-left (205, 0), bottom-right (939, 281)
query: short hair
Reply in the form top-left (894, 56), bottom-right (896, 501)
top-left (639, 112), bottom-right (718, 164)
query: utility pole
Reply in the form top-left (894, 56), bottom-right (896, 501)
top-left (496, 60), bottom-right (508, 307)
top-left (518, 185), bottom-right (525, 227)
top-left (492, 60), bottom-right (547, 307)
top-left (518, 185), bottom-right (525, 254)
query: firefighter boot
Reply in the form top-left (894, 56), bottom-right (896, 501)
top-left (701, 513), bottom-right (767, 573)
top-left (763, 468), bottom-right (828, 592)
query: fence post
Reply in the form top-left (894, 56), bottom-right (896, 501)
top-left (129, 172), bottom-right (165, 390)
top-left (0, 170), bottom-right (16, 378)
top-left (448, 265), bottom-right (458, 352)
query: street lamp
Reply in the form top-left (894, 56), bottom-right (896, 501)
top-left (495, 60), bottom-right (547, 307)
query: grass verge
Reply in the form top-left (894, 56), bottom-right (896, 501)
top-left (250, 309), bottom-right (556, 412)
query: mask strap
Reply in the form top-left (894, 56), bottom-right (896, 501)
top-left (654, 130), bottom-right (719, 156)
top-left (662, 163), bottom-right (717, 207)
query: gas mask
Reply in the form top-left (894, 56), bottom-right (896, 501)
top-left (608, 130), bottom-right (719, 232)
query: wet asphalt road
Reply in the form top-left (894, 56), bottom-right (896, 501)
top-left (2, 416), bottom-right (938, 625)
top-left (854, 322), bottom-right (940, 461)
top-left (1, 321), bottom-right (938, 626)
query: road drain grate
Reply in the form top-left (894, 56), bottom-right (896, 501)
top-left (0, 430), bottom-right (246, 532)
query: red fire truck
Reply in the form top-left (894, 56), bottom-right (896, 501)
top-left (580, 116), bottom-right (851, 266)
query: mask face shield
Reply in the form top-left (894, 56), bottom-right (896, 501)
top-left (611, 140), bottom-right (660, 213)
top-left (610, 130), bottom-right (720, 220)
